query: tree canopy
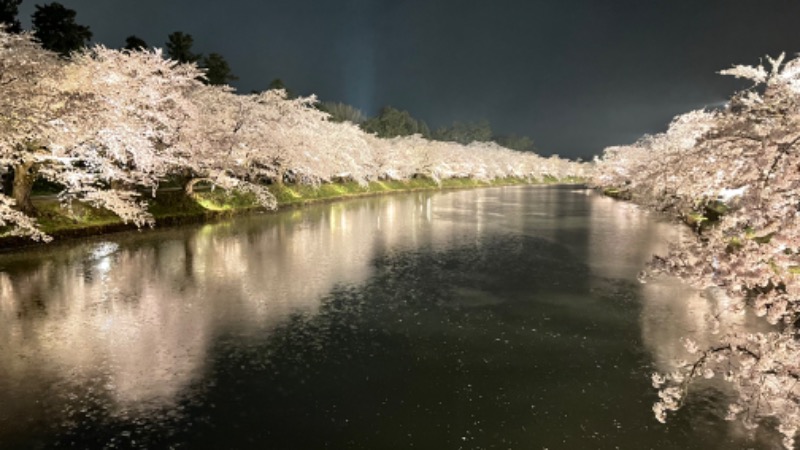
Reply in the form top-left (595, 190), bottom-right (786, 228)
top-left (31, 2), bottom-right (92, 56)
top-left (266, 78), bottom-right (294, 98)
top-left (0, 0), bottom-right (22, 33)
top-left (201, 52), bottom-right (237, 86)
top-left (0, 29), bottom-right (578, 243)
top-left (592, 53), bottom-right (800, 450)
top-left (165, 31), bottom-right (200, 64)
top-left (123, 35), bottom-right (148, 51)
top-left (495, 134), bottom-right (536, 152)
top-left (361, 106), bottom-right (431, 138)
top-left (432, 120), bottom-right (493, 145)
top-left (319, 101), bottom-right (366, 124)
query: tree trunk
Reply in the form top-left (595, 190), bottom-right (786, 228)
top-left (176, 169), bottom-right (196, 198)
top-left (274, 167), bottom-right (286, 186)
top-left (12, 160), bottom-right (37, 215)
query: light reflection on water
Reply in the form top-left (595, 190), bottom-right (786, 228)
top-left (0, 186), bottom-right (781, 449)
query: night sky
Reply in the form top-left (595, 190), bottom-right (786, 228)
top-left (15, 0), bottom-right (800, 159)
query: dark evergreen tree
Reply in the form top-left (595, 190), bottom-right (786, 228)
top-left (0, 0), bottom-right (22, 33)
top-left (319, 101), bottom-right (366, 124)
top-left (494, 133), bottom-right (536, 152)
top-left (201, 52), bottom-right (238, 85)
top-left (361, 106), bottom-right (431, 138)
top-left (123, 35), bottom-right (148, 51)
top-left (433, 120), bottom-right (493, 145)
top-left (266, 78), bottom-right (295, 97)
top-left (268, 78), bottom-right (287, 90)
top-left (165, 31), bottom-right (200, 63)
top-left (31, 2), bottom-right (92, 56)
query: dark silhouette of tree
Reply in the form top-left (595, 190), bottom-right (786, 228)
top-left (495, 133), bottom-right (536, 152)
top-left (165, 31), bottom-right (200, 63)
top-left (361, 106), bottom-right (431, 138)
top-left (268, 78), bottom-right (287, 90)
top-left (123, 35), bottom-right (148, 51)
top-left (201, 52), bottom-right (237, 85)
top-left (433, 120), bottom-right (493, 145)
top-left (31, 2), bottom-right (92, 56)
top-left (0, 0), bottom-right (22, 33)
top-left (266, 78), bottom-right (295, 97)
top-left (319, 101), bottom-right (366, 124)
top-left (266, 78), bottom-right (301, 98)
top-left (165, 32), bottom-right (237, 85)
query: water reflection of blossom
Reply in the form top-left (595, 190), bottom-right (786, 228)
top-left (0, 186), bottom-right (586, 442)
top-left (640, 279), bottom-right (773, 373)
top-left (0, 189), bottom-right (518, 427)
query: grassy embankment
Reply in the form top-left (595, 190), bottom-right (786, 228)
top-left (0, 176), bottom-right (581, 249)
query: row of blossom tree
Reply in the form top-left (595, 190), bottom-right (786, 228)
top-left (0, 29), bottom-right (586, 242)
top-left (592, 54), bottom-right (800, 448)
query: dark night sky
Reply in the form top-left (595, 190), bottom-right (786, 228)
top-left (15, 0), bottom-right (800, 159)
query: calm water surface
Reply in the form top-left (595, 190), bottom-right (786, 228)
top-left (0, 186), bottom-right (780, 449)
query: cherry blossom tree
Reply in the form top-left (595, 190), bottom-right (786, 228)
top-left (249, 89), bottom-right (344, 186)
top-left (1, 29), bottom-right (68, 212)
top-left (1, 27), bottom-right (586, 242)
top-left (0, 29), bottom-right (72, 239)
top-left (1, 31), bottom-right (206, 236)
top-left (368, 134), bottom-right (425, 181)
top-left (592, 109), bottom-right (718, 212)
top-left (593, 53), bottom-right (800, 449)
top-left (181, 84), bottom-right (279, 209)
top-left (54, 46), bottom-right (205, 226)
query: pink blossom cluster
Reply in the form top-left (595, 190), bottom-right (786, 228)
top-left (593, 54), bottom-right (800, 448)
top-left (0, 29), bottom-right (585, 241)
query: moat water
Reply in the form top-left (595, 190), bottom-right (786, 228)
top-left (0, 185), bottom-right (779, 449)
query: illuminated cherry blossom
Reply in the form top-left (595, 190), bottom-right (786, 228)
top-left (594, 53), bottom-right (800, 448)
